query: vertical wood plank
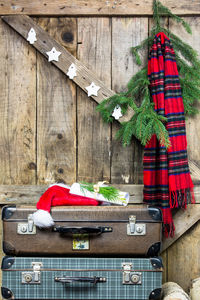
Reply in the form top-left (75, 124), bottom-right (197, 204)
top-left (167, 18), bottom-right (200, 291)
top-left (0, 206), bottom-right (3, 300)
top-left (77, 18), bottom-right (111, 182)
top-left (0, 19), bottom-right (36, 184)
top-left (37, 18), bottom-right (77, 185)
top-left (111, 18), bottom-right (148, 184)
top-left (167, 220), bottom-right (200, 292)
top-left (161, 250), bottom-right (168, 284)
top-left (169, 17), bottom-right (200, 184)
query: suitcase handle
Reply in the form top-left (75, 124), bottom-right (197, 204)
top-left (55, 276), bottom-right (107, 284)
top-left (53, 226), bottom-right (113, 235)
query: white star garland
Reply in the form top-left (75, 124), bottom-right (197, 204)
top-left (46, 47), bottom-right (61, 62)
top-left (27, 28), bottom-right (102, 99)
top-left (85, 82), bottom-right (100, 97)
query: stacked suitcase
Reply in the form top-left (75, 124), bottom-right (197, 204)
top-left (1, 205), bottom-right (163, 299)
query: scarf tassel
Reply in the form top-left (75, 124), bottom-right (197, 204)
top-left (161, 207), bottom-right (175, 238)
top-left (169, 188), bottom-right (195, 209)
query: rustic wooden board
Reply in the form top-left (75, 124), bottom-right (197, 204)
top-left (77, 18), bottom-right (111, 182)
top-left (161, 250), bottom-right (168, 284)
top-left (167, 218), bottom-right (200, 292)
top-left (0, 184), bottom-right (139, 204)
top-left (1, 184), bottom-right (200, 204)
top-left (169, 17), bottom-right (200, 185)
top-left (111, 17), bottom-right (148, 184)
top-left (0, 1), bottom-right (200, 16)
top-left (1, 15), bottom-right (133, 123)
top-left (0, 19), bottom-right (36, 185)
top-left (36, 18), bottom-right (77, 185)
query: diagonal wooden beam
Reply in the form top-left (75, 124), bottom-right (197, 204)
top-left (1, 15), bottom-right (133, 123)
top-left (162, 204), bottom-right (200, 251)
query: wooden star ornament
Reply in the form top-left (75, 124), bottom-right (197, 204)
top-left (85, 82), bottom-right (100, 97)
top-left (46, 47), bottom-right (61, 62)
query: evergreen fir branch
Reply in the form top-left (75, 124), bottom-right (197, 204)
top-left (132, 47), bottom-right (142, 66)
top-left (96, 94), bottom-right (130, 123)
top-left (97, 0), bottom-right (199, 148)
top-left (80, 182), bottom-right (120, 202)
top-left (154, 0), bottom-right (192, 34)
top-left (131, 37), bottom-right (153, 65)
top-left (175, 54), bottom-right (200, 81)
top-left (153, 0), bottom-right (161, 29)
top-left (169, 33), bottom-right (200, 67)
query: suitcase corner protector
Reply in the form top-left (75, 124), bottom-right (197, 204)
top-left (149, 288), bottom-right (162, 300)
top-left (2, 205), bottom-right (16, 220)
top-left (1, 287), bottom-right (14, 300)
top-left (147, 242), bottom-right (161, 257)
top-left (3, 242), bottom-right (16, 256)
top-left (150, 257), bottom-right (163, 269)
top-left (148, 206), bottom-right (162, 222)
top-left (1, 256), bottom-right (15, 270)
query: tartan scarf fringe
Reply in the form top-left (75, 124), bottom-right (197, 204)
top-left (169, 187), bottom-right (195, 209)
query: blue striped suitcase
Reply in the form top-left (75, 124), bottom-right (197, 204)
top-left (1, 256), bottom-right (162, 300)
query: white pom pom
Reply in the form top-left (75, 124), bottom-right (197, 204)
top-left (32, 210), bottom-right (54, 228)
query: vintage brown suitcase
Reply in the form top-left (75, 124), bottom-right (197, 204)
top-left (2, 205), bottom-right (162, 256)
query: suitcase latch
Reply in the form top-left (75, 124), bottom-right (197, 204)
top-left (17, 214), bottom-right (36, 235)
top-left (127, 215), bottom-right (146, 236)
top-left (22, 262), bottom-right (43, 284)
top-left (122, 263), bottom-right (142, 285)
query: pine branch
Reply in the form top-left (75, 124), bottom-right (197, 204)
top-left (154, 0), bottom-right (192, 34)
top-left (97, 0), bottom-right (199, 148)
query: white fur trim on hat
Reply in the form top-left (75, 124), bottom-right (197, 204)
top-left (32, 209), bottom-right (55, 228)
top-left (49, 183), bottom-right (70, 189)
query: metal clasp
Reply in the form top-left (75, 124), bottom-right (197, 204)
top-left (22, 262), bottom-right (43, 284)
top-left (17, 214), bottom-right (36, 235)
top-left (122, 263), bottom-right (142, 285)
top-left (127, 215), bottom-right (146, 236)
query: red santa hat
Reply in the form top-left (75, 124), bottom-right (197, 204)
top-left (32, 183), bottom-right (99, 228)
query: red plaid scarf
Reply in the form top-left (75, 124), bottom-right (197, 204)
top-left (143, 32), bottom-right (195, 237)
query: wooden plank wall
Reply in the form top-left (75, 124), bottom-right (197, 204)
top-left (0, 14), bottom-right (200, 295)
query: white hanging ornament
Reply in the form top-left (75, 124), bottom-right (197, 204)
top-left (67, 63), bottom-right (77, 79)
top-left (46, 47), bottom-right (61, 62)
top-left (27, 28), bottom-right (37, 44)
top-left (112, 105), bottom-right (123, 120)
top-left (85, 82), bottom-right (100, 97)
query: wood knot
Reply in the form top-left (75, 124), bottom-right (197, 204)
top-left (62, 32), bottom-right (74, 43)
top-left (28, 162), bottom-right (36, 170)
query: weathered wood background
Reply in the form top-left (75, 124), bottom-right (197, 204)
top-left (0, 0), bottom-right (200, 296)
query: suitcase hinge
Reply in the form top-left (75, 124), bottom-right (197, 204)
top-left (22, 262), bottom-right (43, 284)
top-left (122, 263), bottom-right (142, 285)
top-left (127, 215), bottom-right (146, 236)
top-left (17, 214), bottom-right (36, 235)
